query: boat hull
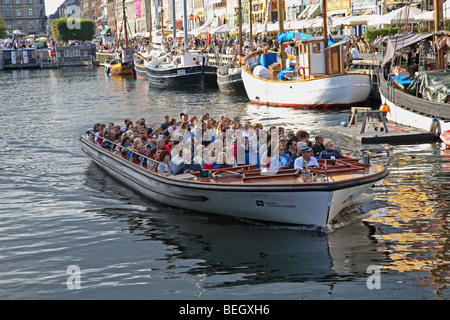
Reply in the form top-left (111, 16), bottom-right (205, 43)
top-left (80, 135), bottom-right (387, 229)
top-left (146, 65), bottom-right (217, 88)
top-left (379, 75), bottom-right (450, 133)
top-left (241, 70), bottom-right (371, 107)
top-left (133, 62), bottom-right (147, 79)
top-left (105, 60), bottom-right (133, 76)
top-left (217, 66), bottom-right (245, 93)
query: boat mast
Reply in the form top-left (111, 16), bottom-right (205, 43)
top-left (238, 0), bottom-right (242, 57)
top-left (322, 0), bottom-right (328, 73)
top-left (148, 0), bottom-right (152, 45)
top-left (183, 0), bottom-right (188, 52)
top-left (172, 0), bottom-right (176, 50)
top-left (249, 0), bottom-right (253, 51)
top-left (277, 0), bottom-right (286, 70)
top-left (434, 0), bottom-right (445, 69)
top-left (122, 0), bottom-right (128, 48)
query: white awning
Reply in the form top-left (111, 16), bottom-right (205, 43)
top-left (297, 4), bottom-right (321, 20)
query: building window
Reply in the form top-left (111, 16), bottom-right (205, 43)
top-left (16, 9), bottom-right (22, 17)
top-left (4, 0), bottom-right (11, 4)
top-left (29, 21), bottom-right (34, 30)
top-left (16, 0), bottom-right (20, 4)
top-left (28, 0), bottom-right (33, 4)
top-left (4, 9), bottom-right (12, 17)
top-left (29, 8), bottom-right (34, 17)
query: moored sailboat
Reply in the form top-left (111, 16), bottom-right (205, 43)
top-left (242, 0), bottom-right (371, 107)
top-left (145, 0), bottom-right (217, 88)
top-left (240, 0), bottom-right (371, 107)
top-left (378, 1), bottom-right (450, 135)
top-left (105, 0), bottom-right (134, 76)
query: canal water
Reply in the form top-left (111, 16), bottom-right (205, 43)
top-left (0, 66), bottom-right (448, 300)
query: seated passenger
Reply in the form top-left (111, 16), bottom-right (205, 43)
top-left (157, 150), bottom-right (177, 174)
top-left (294, 146), bottom-right (319, 169)
top-left (269, 144), bottom-right (292, 171)
top-left (319, 140), bottom-right (343, 160)
top-left (312, 134), bottom-right (325, 157)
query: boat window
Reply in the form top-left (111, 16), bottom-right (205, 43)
top-left (312, 43), bottom-right (321, 54)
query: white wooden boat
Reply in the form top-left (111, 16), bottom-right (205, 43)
top-left (377, 3), bottom-right (450, 135)
top-left (80, 133), bottom-right (388, 230)
top-left (240, 0), bottom-right (371, 108)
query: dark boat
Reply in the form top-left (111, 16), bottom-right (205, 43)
top-left (146, 52), bottom-right (217, 88)
top-left (217, 64), bottom-right (245, 93)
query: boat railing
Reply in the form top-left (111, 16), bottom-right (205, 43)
top-left (86, 132), bottom-right (167, 174)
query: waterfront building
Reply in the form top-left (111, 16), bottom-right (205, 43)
top-left (0, 0), bottom-right (47, 36)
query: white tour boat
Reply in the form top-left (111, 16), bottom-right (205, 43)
top-left (80, 132), bottom-right (388, 230)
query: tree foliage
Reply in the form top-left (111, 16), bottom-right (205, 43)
top-left (51, 18), bottom-right (95, 42)
top-left (0, 18), bottom-right (8, 39)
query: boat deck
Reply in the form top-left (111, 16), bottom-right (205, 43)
top-left (165, 159), bottom-right (376, 185)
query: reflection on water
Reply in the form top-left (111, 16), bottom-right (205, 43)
top-left (363, 144), bottom-right (450, 298)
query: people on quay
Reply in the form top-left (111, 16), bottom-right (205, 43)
top-left (318, 140), bottom-right (343, 160)
top-left (294, 146), bottom-right (319, 169)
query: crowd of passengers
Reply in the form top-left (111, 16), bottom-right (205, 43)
top-left (88, 113), bottom-right (343, 175)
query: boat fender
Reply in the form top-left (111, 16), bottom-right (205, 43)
top-left (380, 104), bottom-right (389, 113)
top-left (430, 117), bottom-right (441, 135)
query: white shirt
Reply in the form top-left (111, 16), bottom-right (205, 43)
top-left (351, 47), bottom-right (360, 59)
top-left (294, 156), bottom-right (319, 169)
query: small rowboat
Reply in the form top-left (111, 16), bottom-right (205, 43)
top-left (80, 133), bottom-right (388, 230)
top-left (440, 129), bottom-right (450, 148)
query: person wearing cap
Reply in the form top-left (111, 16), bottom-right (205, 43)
top-left (294, 146), bottom-right (319, 169)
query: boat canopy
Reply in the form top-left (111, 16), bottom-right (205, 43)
top-left (382, 33), bottom-right (433, 66)
top-left (408, 70), bottom-right (450, 103)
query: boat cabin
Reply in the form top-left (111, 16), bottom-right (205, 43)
top-left (296, 36), bottom-right (346, 79)
top-left (0, 48), bottom-right (40, 70)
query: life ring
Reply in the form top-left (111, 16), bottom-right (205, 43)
top-left (50, 50), bottom-right (56, 57)
top-left (297, 67), bottom-right (305, 77)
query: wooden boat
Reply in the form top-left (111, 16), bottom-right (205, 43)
top-left (105, 0), bottom-right (133, 76)
top-left (145, 0), bottom-right (217, 88)
top-left (240, 0), bottom-right (371, 108)
top-left (146, 52), bottom-right (217, 88)
top-left (80, 132), bottom-right (388, 230)
top-left (217, 64), bottom-right (245, 93)
top-left (378, 2), bottom-right (450, 134)
top-left (105, 58), bottom-right (133, 76)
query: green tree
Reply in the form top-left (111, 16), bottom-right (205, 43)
top-left (0, 18), bottom-right (8, 39)
top-left (51, 17), bottom-right (95, 42)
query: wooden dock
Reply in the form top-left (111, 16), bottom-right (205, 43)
top-left (322, 107), bottom-right (435, 144)
top-left (322, 122), bottom-right (435, 144)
